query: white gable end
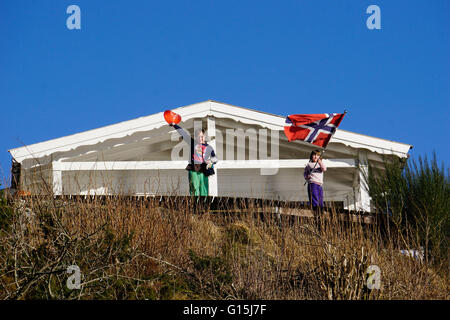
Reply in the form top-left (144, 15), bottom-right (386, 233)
top-left (9, 100), bottom-right (411, 164)
top-left (8, 100), bottom-right (412, 212)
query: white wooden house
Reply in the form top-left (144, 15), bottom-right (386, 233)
top-left (8, 100), bottom-right (412, 212)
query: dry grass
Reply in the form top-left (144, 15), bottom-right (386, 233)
top-left (0, 193), bottom-right (448, 300)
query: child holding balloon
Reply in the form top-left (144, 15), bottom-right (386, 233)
top-left (165, 111), bottom-right (218, 196)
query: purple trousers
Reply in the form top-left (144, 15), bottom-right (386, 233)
top-left (307, 183), bottom-right (324, 209)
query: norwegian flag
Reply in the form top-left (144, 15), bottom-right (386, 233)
top-left (283, 113), bottom-right (346, 148)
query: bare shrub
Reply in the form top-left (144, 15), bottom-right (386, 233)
top-left (0, 185), bottom-right (447, 299)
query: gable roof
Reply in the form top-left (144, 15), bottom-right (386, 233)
top-left (8, 100), bottom-right (412, 163)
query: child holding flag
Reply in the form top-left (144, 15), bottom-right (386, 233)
top-left (304, 150), bottom-right (327, 213)
top-left (283, 111), bottom-right (346, 216)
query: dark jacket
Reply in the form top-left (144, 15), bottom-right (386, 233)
top-left (173, 124), bottom-right (218, 176)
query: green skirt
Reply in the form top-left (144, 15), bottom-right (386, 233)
top-left (188, 170), bottom-right (209, 196)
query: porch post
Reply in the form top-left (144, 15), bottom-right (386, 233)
top-left (207, 116), bottom-right (218, 196)
top-left (357, 150), bottom-right (371, 212)
top-left (52, 161), bottom-right (62, 196)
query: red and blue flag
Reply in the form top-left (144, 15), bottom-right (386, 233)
top-left (283, 113), bottom-right (346, 148)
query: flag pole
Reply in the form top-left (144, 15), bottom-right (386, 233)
top-left (304, 110), bottom-right (347, 186)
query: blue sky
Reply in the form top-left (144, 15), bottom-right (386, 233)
top-left (0, 0), bottom-right (449, 184)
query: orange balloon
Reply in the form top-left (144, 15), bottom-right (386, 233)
top-left (164, 110), bottom-right (181, 125)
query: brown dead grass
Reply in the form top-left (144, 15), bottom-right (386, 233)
top-left (0, 194), bottom-right (448, 300)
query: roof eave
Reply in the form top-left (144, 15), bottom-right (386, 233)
top-left (8, 100), bottom-right (412, 163)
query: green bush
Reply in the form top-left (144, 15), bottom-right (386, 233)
top-left (188, 249), bottom-right (232, 298)
top-left (0, 197), bottom-right (13, 233)
top-left (367, 152), bottom-right (449, 263)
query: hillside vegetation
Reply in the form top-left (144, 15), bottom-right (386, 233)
top-left (0, 153), bottom-right (448, 300)
top-left (0, 194), bottom-right (447, 300)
